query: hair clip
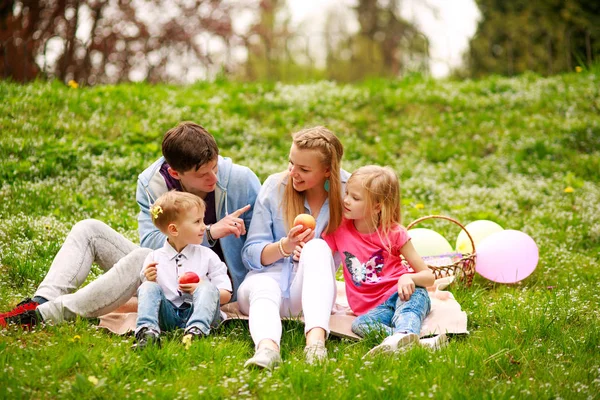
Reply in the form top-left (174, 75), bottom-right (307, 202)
top-left (150, 205), bottom-right (163, 220)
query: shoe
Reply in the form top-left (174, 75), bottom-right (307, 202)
top-left (420, 333), bottom-right (448, 350)
top-left (131, 327), bottom-right (161, 350)
top-left (364, 332), bottom-right (419, 358)
top-left (0, 298), bottom-right (40, 319)
top-left (182, 326), bottom-right (205, 345)
top-left (0, 309), bottom-right (42, 329)
top-left (244, 347), bottom-right (282, 370)
top-left (304, 340), bottom-right (327, 365)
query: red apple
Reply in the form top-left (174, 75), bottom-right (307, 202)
top-left (293, 213), bottom-right (316, 232)
top-left (178, 271), bottom-right (200, 284)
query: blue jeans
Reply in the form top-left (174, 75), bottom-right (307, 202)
top-left (351, 287), bottom-right (431, 337)
top-left (136, 280), bottom-right (221, 335)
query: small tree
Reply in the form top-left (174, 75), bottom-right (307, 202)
top-left (466, 0), bottom-right (600, 77)
top-left (0, 0), bottom-right (244, 84)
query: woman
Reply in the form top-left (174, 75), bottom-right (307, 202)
top-left (238, 126), bottom-right (349, 369)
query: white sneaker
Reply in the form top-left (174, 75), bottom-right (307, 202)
top-left (244, 347), bottom-right (282, 370)
top-left (419, 333), bottom-right (448, 350)
top-left (364, 333), bottom-right (419, 358)
top-left (304, 340), bottom-right (327, 365)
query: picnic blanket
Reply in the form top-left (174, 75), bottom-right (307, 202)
top-left (98, 277), bottom-right (469, 340)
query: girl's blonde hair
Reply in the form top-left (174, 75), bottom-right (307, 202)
top-left (281, 126), bottom-right (344, 235)
top-left (150, 191), bottom-right (206, 233)
top-left (349, 165), bottom-right (401, 238)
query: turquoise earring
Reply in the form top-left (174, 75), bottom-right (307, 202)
top-left (324, 179), bottom-right (330, 192)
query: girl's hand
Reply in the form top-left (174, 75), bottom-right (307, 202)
top-left (179, 281), bottom-right (200, 294)
top-left (144, 262), bottom-right (159, 282)
top-left (282, 225), bottom-right (314, 255)
top-left (397, 274), bottom-right (416, 301)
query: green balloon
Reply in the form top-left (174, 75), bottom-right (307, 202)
top-left (408, 228), bottom-right (453, 257)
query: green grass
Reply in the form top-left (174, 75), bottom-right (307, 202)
top-left (1, 71), bottom-right (599, 398)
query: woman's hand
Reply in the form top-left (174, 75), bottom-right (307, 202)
top-left (397, 274), bottom-right (416, 301)
top-left (282, 225), bottom-right (314, 255)
top-left (261, 224), bottom-right (315, 266)
top-left (144, 262), bottom-right (158, 282)
top-left (292, 237), bottom-right (315, 261)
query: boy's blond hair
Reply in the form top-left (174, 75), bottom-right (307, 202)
top-left (150, 191), bottom-right (206, 233)
top-left (349, 165), bottom-right (401, 238)
top-left (280, 126), bottom-right (344, 235)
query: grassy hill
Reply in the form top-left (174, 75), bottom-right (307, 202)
top-left (0, 71), bottom-right (599, 398)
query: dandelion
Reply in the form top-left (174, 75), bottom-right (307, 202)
top-left (415, 203), bottom-right (425, 209)
top-left (564, 187), bottom-right (574, 193)
top-left (575, 66), bottom-right (582, 73)
top-left (182, 334), bottom-right (192, 350)
top-left (67, 80), bottom-right (79, 89)
top-left (69, 335), bottom-right (81, 342)
top-left (88, 376), bottom-right (99, 385)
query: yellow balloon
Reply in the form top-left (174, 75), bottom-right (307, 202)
top-left (456, 220), bottom-right (504, 253)
top-left (408, 228), bottom-right (453, 257)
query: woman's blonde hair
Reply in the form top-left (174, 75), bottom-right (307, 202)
top-left (349, 165), bottom-right (401, 238)
top-left (150, 191), bottom-right (206, 233)
top-left (281, 126), bottom-right (344, 235)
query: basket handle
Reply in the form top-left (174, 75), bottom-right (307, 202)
top-left (406, 215), bottom-right (477, 254)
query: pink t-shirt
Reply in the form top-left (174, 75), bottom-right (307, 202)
top-left (323, 219), bottom-right (411, 315)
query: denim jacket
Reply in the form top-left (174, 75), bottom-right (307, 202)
top-left (241, 169), bottom-right (350, 296)
top-left (136, 155), bottom-right (261, 298)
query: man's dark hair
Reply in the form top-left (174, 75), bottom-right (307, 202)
top-left (162, 122), bottom-right (219, 172)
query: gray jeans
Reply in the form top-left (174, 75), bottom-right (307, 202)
top-left (35, 219), bottom-right (151, 323)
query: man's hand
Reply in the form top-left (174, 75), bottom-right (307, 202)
top-left (397, 274), bottom-right (416, 301)
top-left (179, 281), bottom-right (200, 294)
top-left (144, 262), bottom-right (158, 282)
top-left (210, 204), bottom-right (251, 239)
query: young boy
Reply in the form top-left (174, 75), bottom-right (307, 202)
top-left (1, 122), bottom-right (260, 329)
top-left (134, 191), bottom-right (232, 349)
top-left (137, 121), bottom-right (261, 299)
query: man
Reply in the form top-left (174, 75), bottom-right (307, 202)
top-left (1, 122), bottom-right (260, 328)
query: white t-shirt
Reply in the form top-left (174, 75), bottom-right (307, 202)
top-left (140, 240), bottom-right (232, 307)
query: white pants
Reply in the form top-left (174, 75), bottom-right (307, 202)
top-left (237, 239), bottom-right (337, 349)
top-left (35, 219), bottom-right (151, 323)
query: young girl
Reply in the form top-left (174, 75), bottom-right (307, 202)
top-left (238, 126), bottom-right (349, 369)
top-left (323, 165), bottom-right (435, 356)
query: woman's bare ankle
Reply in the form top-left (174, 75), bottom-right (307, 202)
top-left (306, 327), bottom-right (326, 346)
top-left (257, 339), bottom-right (279, 352)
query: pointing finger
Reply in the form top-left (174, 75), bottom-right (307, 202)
top-left (231, 204), bottom-right (251, 218)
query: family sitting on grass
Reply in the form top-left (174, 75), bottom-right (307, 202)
top-left (0, 122), bottom-right (442, 369)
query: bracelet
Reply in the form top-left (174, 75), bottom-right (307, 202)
top-left (278, 238), bottom-right (292, 258)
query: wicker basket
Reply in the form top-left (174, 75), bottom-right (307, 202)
top-left (406, 215), bottom-right (477, 287)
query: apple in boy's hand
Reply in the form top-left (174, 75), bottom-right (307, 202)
top-left (293, 214), bottom-right (316, 232)
top-left (179, 272), bottom-right (200, 284)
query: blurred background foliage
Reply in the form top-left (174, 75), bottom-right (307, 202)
top-left (465, 0), bottom-right (600, 77)
top-left (1, 0), bottom-right (598, 85)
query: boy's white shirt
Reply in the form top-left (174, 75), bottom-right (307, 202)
top-left (140, 239), bottom-right (232, 307)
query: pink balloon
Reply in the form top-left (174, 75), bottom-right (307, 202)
top-left (475, 230), bottom-right (539, 283)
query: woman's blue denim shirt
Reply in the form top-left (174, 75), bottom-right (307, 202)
top-left (241, 169), bottom-right (350, 296)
